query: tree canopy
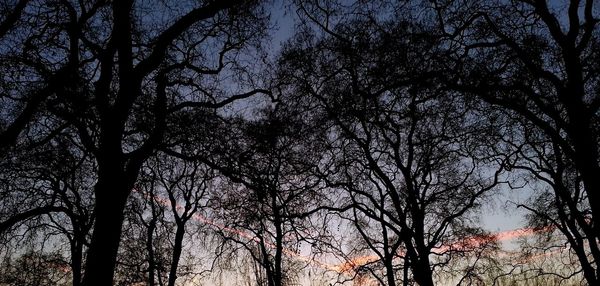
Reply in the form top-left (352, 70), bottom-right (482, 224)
top-left (1, 0), bottom-right (598, 285)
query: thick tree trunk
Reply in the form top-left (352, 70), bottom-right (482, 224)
top-left (81, 2), bottom-right (135, 283)
top-left (561, 65), bottom-right (600, 241)
top-left (569, 124), bottom-right (600, 237)
top-left (411, 258), bottom-right (435, 286)
top-left (82, 177), bottom-right (131, 286)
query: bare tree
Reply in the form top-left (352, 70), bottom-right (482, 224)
top-left (430, 0), bottom-right (600, 283)
top-left (115, 155), bottom-right (215, 286)
top-left (164, 103), bottom-right (331, 286)
top-left (0, 0), bottom-right (79, 155)
top-left (151, 156), bottom-right (214, 286)
top-left (0, 251), bottom-right (71, 286)
top-left (278, 3), bottom-right (505, 284)
top-left (2, 1), bottom-right (271, 285)
top-left (0, 120), bottom-right (94, 286)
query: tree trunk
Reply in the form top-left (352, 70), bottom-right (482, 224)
top-left (82, 177), bottom-right (131, 286)
top-left (384, 255), bottom-right (396, 286)
top-left (402, 255), bottom-right (410, 286)
top-left (561, 71), bottom-right (600, 241)
top-left (381, 220), bottom-right (396, 286)
top-left (146, 216), bottom-right (157, 286)
top-left (167, 222), bottom-right (186, 286)
top-left (272, 193), bottom-right (283, 286)
top-left (569, 125), bottom-right (600, 237)
top-left (71, 239), bottom-right (83, 286)
top-left (411, 257), bottom-right (434, 286)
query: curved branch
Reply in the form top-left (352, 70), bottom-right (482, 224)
top-left (0, 206), bottom-right (69, 234)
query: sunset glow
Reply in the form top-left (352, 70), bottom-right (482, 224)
top-left (141, 189), bottom-right (560, 276)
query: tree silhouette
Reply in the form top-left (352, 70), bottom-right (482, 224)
top-left (1, 0), bottom-right (270, 285)
top-left (2, 1), bottom-right (598, 285)
top-left (279, 3), bottom-right (506, 284)
top-left (163, 102), bottom-right (332, 286)
top-left (432, 0), bottom-right (600, 283)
